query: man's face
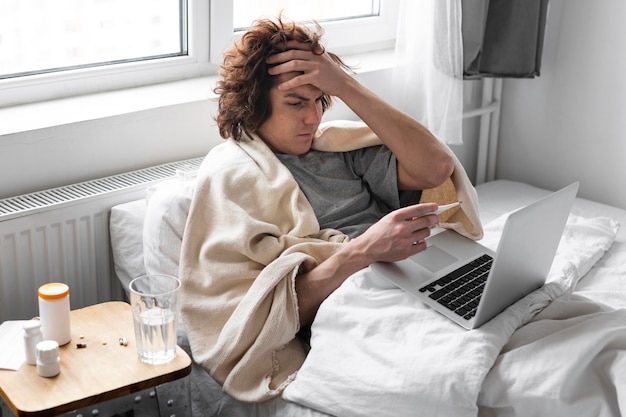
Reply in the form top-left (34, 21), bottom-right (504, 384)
top-left (256, 72), bottom-right (324, 156)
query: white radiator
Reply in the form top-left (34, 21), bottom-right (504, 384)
top-left (0, 157), bottom-right (203, 322)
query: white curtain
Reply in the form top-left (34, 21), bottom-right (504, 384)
top-left (393, 0), bottom-right (464, 145)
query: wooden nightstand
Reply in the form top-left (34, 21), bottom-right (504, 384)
top-left (0, 301), bottom-right (192, 417)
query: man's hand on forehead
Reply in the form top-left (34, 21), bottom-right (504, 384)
top-left (266, 42), bottom-right (348, 96)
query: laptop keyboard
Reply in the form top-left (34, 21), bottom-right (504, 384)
top-left (418, 254), bottom-right (493, 320)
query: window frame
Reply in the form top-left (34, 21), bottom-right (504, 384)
top-left (210, 0), bottom-right (399, 63)
top-left (0, 0), bottom-right (398, 108)
top-left (0, 0), bottom-right (211, 108)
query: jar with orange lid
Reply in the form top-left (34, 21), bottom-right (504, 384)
top-left (38, 282), bottom-right (71, 345)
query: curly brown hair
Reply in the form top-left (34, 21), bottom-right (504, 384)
top-left (214, 16), bottom-right (349, 141)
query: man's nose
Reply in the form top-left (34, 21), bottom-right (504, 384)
top-left (304, 102), bottom-right (322, 125)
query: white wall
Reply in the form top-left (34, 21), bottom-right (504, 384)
top-left (0, 65), bottom-right (482, 199)
top-left (497, 0), bottom-right (626, 209)
top-left (0, 81), bottom-right (220, 199)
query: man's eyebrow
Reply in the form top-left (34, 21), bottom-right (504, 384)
top-left (283, 92), bottom-right (323, 101)
top-left (283, 92), bottom-right (310, 101)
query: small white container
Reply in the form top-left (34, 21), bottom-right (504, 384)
top-left (38, 283), bottom-right (71, 346)
top-left (23, 320), bottom-right (43, 365)
top-left (36, 340), bottom-right (61, 377)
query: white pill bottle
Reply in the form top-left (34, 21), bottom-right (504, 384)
top-left (38, 283), bottom-right (71, 345)
top-left (23, 320), bottom-right (43, 365)
top-left (36, 340), bottom-right (61, 377)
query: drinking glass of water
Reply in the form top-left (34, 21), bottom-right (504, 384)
top-left (129, 274), bottom-right (181, 365)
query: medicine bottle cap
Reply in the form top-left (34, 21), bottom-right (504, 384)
top-left (23, 320), bottom-right (42, 333)
top-left (38, 283), bottom-right (70, 300)
top-left (36, 340), bottom-right (60, 363)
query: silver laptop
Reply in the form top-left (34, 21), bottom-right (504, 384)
top-left (370, 182), bottom-right (579, 330)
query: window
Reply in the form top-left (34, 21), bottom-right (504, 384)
top-left (212, 0), bottom-right (398, 63)
top-left (233, 1), bottom-right (381, 31)
top-left (0, 0), bottom-right (210, 107)
top-left (0, 0), bottom-right (187, 80)
top-left (1, 0), bottom-right (397, 107)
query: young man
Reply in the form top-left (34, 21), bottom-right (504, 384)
top-left (179, 17), bottom-right (474, 402)
top-left (214, 17), bottom-right (454, 325)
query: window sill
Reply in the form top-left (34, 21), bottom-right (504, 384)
top-left (0, 48), bottom-right (394, 138)
top-left (0, 76), bottom-right (217, 137)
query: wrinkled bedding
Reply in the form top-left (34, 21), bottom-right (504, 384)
top-left (282, 210), bottom-right (620, 417)
top-left (478, 293), bottom-right (626, 417)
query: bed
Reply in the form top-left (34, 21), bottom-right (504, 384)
top-left (110, 178), bottom-right (626, 417)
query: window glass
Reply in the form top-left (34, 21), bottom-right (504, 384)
top-left (0, 0), bottom-right (394, 107)
top-left (233, 0), bottom-right (380, 30)
top-left (0, 0), bottom-right (186, 80)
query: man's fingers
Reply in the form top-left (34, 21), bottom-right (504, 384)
top-left (267, 47), bottom-right (315, 65)
top-left (395, 203), bottom-right (439, 221)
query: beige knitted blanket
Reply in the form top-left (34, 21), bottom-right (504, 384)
top-left (179, 121), bottom-right (483, 402)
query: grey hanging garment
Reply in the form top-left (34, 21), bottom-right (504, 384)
top-left (462, 0), bottom-right (549, 78)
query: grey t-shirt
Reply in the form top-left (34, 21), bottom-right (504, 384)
top-left (277, 145), bottom-right (421, 238)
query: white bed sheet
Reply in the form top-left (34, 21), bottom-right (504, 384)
top-left (283, 180), bottom-right (624, 417)
top-left (474, 181), bottom-right (626, 417)
top-left (475, 180), bottom-right (626, 308)
top-left (109, 180), bottom-right (626, 417)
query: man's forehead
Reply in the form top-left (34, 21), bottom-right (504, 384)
top-left (283, 89), bottom-right (321, 100)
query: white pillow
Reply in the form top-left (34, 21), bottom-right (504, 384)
top-left (143, 178), bottom-right (195, 278)
top-left (110, 199), bottom-right (147, 295)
